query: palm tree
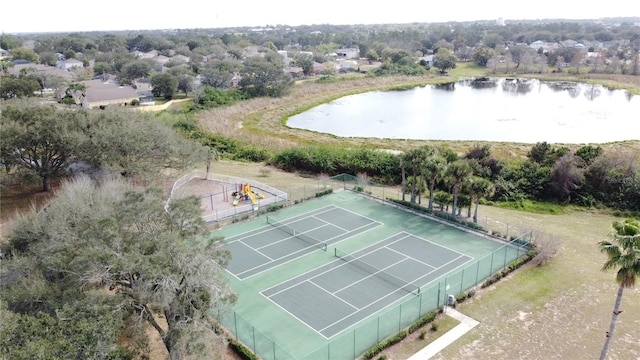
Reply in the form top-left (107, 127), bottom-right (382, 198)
top-left (470, 177), bottom-right (495, 223)
top-left (423, 154), bottom-right (447, 211)
top-left (447, 160), bottom-right (473, 216)
top-left (597, 218), bottom-right (640, 360)
top-left (402, 149), bottom-right (426, 204)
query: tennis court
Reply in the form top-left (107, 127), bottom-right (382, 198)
top-left (226, 205), bottom-right (382, 279)
top-left (262, 232), bottom-right (472, 338)
top-left (217, 190), bottom-right (530, 360)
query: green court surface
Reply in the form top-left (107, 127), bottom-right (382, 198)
top-left (214, 191), bottom-right (529, 360)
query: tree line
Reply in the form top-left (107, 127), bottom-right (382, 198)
top-left (2, 18), bottom-right (639, 102)
top-left (267, 143), bottom-right (640, 213)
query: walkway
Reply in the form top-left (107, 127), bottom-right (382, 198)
top-left (407, 307), bottom-right (479, 359)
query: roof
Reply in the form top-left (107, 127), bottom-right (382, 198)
top-left (81, 79), bottom-right (140, 106)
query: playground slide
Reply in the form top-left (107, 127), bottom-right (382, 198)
top-left (245, 184), bottom-right (259, 204)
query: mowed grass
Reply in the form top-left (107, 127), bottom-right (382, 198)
top-left (430, 206), bottom-right (640, 360)
top-left (187, 161), bottom-right (640, 360)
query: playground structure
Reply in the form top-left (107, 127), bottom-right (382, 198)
top-left (232, 183), bottom-right (264, 206)
top-left (168, 171), bottom-right (288, 223)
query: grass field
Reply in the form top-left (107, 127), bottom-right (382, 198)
top-left (203, 161), bottom-right (639, 360)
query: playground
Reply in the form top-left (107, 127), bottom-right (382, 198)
top-left (171, 171), bottom-right (287, 222)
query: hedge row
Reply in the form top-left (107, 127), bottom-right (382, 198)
top-left (481, 248), bottom-right (537, 288)
top-left (389, 199), bottom-right (484, 231)
top-left (361, 330), bottom-right (408, 360)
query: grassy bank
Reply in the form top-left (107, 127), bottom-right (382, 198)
top-left (196, 70), bottom-right (640, 161)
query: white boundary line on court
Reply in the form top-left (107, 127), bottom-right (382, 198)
top-left (261, 232), bottom-right (475, 339)
top-left (228, 206), bottom-right (383, 280)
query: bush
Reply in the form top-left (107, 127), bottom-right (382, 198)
top-left (408, 310), bottom-right (438, 333)
top-left (430, 322), bottom-right (439, 331)
top-left (315, 189), bottom-right (333, 197)
top-left (228, 338), bottom-right (258, 360)
top-left (362, 331), bottom-right (407, 360)
top-left (267, 204), bottom-right (284, 212)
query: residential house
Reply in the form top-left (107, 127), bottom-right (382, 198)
top-left (172, 54), bottom-right (190, 63)
top-left (8, 62), bottom-right (74, 82)
top-left (0, 47), bottom-right (10, 59)
top-left (335, 48), bottom-right (360, 59)
top-left (286, 66), bottom-right (304, 78)
top-left (56, 58), bottom-right (84, 70)
top-left (58, 79), bottom-right (140, 109)
top-left (137, 91), bottom-right (156, 106)
top-left (152, 55), bottom-right (170, 66)
top-left (418, 55), bottom-right (434, 67)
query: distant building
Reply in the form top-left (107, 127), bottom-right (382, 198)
top-left (56, 58), bottom-right (84, 70)
top-left (335, 48), bottom-right (360, 59)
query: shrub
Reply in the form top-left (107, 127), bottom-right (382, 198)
top-left (408, 310), bottom-right (438, 333)
top-left (267, 204), bottom-right (284, 212)
top-left (362, 331), bottom-right (407, 360)
top-left (430, 322), bottom-right (439, 331)
top-left (419, 329), bottom-right (427, 339)
top-left (315, 189), bottom-right (333, 197)
top-left (228, 338), bottom-right (258, 360)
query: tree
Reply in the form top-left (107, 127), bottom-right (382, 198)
top-left (200, 58), bottom-right (240, 89)
top-left (433, 48), bottom-right (458, 74)
top-left (0, 176), bottom-right (236, 359)
top-left (293, 53), bottom-right (315, 76)
top-left (151, 73), bottom-right (178, 100)
top-left (120, 60), bottom-right (152, 81)
top-left (177, 74), bottom-right (194, 96)
top-left (471, 46), bottom-right (496, 67)
top-left (10, 47), bottom-right (39, 63)
top-left (423, 154), bottom-right (447, 211)
top-left (63, 82), bottom-right (87, 106)
top-left (549, 152), bottom-right (584, 202)
top-left (447, 160), bottom-right (473, 216)
top-left (0, 73), bottom-right (40, 99)
top-left (82, 109), bottom-right (207, 178)
top-left (597, 218), bottom-right (640, 360)
top-left (0, 99), bottom-right (86, 190)
top-left (469, 176), bottom-right (495, 223)
top-left (239, 56), bottom-right (293, 98)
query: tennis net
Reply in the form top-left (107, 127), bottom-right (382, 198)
top-left (334, 248), bottom-right (419, 295)
top-left (266, 216), bottom-right (327, 251)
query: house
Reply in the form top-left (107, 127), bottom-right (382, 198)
top-left (172, 54), bottom-right (190, 63)
top-left (418, 55), bottom-right (434, 67)
top-left (8, 63), bottom-right (74, 82)
top-left (56, 58), bottom-right (84, 70)
top-left (137, 91), bottom-right (156, 106)
top-left (0, 47), bottom-right (10, 59)
top-left (335, 48), bottom-right (360, 59)
top-left (58, 79), bottom-right (140, 109)
top-left (152, 55), bottom-right (170, 65)
top-left (286, 66), bottom-right (304, 78)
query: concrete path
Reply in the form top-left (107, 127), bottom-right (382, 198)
top-left (407, 307), bottom-right (479, 359)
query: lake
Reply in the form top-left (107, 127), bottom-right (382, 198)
top-left (287, 78), bottom-right (640, 144)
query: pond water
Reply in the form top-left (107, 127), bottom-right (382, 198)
top-left (287, 79), bottom-right (640, 144)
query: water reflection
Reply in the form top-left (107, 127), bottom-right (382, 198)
top-left (502, 79), bottom-right (534, 94)
top-left (465, 77), bottom-right (499, 89)
top-left (584, 85), bottom-right (601, 101)
top-left (287, 78), bottom-right (640, 144)
top-left (435, 82), bottom-right (456, 91)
